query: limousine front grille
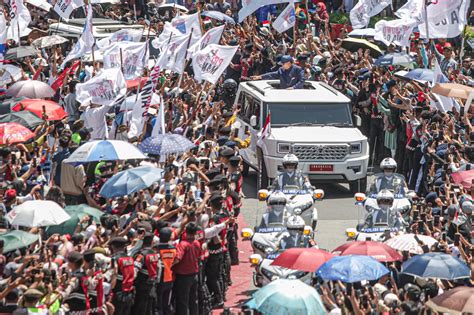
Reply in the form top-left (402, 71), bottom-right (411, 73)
top-left (293, 144), bottom-right (349, 161)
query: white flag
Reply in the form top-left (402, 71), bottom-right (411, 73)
top-left (419, 0), bottom-right (469, 39)
top-left (152, 13), bottom-right (202, 49)
top-left (374, 19), bottom-right (418, 47)
top-left (151, 96), bottom-right (166, 137)
top-left (238, 0), bottom-right (289, 23)
top-left (350, 0), bottom-right (392, 29)
top-left (61, 3), bottom-right (94, 68)
top-left (430, 59), bottom-right (458, 112)
top-left (96, 29), bottom-right (143, 50)
top-left (156, 34), bottom-right (191, 74)
top-left (26, 0), bottom-right (52, 12)
top-left (54, 0), bottom-right (84, 20)
top-left (192, 44), bottom-right (238, 85)
top-left (187, 25), bottom-right (225, 58)
top-left (272, 0), bottom-right (295, 33)
top-left (103, 41), bottom-right (148, 80)
top-left (5, 0), bottom-right (32, 43)
top-left (395, 0), bottom-right (424, 24)
top-left (0, 11), bottom-right (7, 59)
top-left (76, 68), bottom-right (127, 106)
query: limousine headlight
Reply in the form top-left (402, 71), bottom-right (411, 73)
top-left (277, 142), bottom-right (291, 154)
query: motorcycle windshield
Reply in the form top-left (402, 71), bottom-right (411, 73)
top-left (368, 173), bottom-right (406, 196)
top-left (364, 208), bottom-right (401, 230)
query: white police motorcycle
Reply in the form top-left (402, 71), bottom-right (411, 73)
top-left (242, 211), bottom-right (315, 287)
top-left (346, 175), bottom-right (411, 241)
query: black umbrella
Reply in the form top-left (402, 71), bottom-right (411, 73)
top-left (341, 38), bottom-right (382, 57)
top-left (0, 97), bottom-right (26, 115)
top-left (5, 46), bottom-right (39, 60)
top-left (0, 111), bottom-right (44, 129)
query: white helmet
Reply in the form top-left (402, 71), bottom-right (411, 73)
top-left (380, 158), bottom-right (397, 171)
top-left (376, 189), bottom-right (394, 205)
top-left (267, 191), bottom-right (287, 206)
top-left (282, 154), bottom-right (299, 168)
top-left (286, 214), bottom-right (305, 230)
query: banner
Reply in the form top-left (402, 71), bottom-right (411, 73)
top-left (26, 0), bottom-right (52, 12)
top-left (103, 41), bottom-right (148, 80)
top-left (187, 25), bottom-right (225, 58)
top-left (349, 0), bottom-right (392, 29)
top-left (5, 0), bottom-right (32, 43)
top-left (419, 0), bottom-right (469, 38)
top-left (156, 34), bottom-right (191, 74)
top-left (192, 44), bottom-right (238, 85)
top-left (76, 68), bottom-right (127, 106)
top-left (374, 19), bottom-right (418, 47)
top-left (238, 0), bottom-right (289, 23)
top-left (96, 29), bottom-right (143, 50)
top-left (128, 65), bottom-right (162, 138)
top-left (54, 0), bottom-right (84, 20)
top-left (272, 0), bottom-right (295, 33)
top-left (0, 11), bottom-right (6, 59)
top-left (430, 59), bottom-right (458, 112)
top-left (61, 3), bottom-right (94, 68)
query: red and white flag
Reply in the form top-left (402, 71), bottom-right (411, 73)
top-left (257, 112), bottom-right (271, 148)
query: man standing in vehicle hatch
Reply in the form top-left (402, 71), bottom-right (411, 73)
top-left (251, 55), bottom-right (306, 89)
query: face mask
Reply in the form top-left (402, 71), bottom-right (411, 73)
top-left (384, 171), bottom-right (394, 178)
top-left (379, 204), bottom-right (391, 211)
top-left (286, 170), bottom-right (295, 177)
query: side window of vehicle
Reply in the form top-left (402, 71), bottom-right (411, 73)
top-left (241, 93), bottom-right (254, 124)
top-left (253, 99), bottom-right (261, 129)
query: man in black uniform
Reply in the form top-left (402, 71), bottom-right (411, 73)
top-left (61, 251), bottom-right (89, 313)
top-left (83, 249), bottom-right (104, 315)
top-left (133, 232), bottom-right (160, 315)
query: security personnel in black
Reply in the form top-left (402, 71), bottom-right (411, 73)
top-left (83, 249), bottom-right (104, 314)
top-left (227, 157), bottom-right (242, 266)
top-left (218, 79), bottom-right (238, 110)
top-left (132, 232), bottom-right (160, 315)
top-left (368, 83), bottom-right (385, 165)
top-left (109, 237), bottom-right (135, 315)
top-left (62, 251), bottom-right (90, 312)
top-left (206, 193), bottom-right (227, 309)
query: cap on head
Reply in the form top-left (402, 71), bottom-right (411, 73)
top-left (281, 55), bottom-right (293, 64)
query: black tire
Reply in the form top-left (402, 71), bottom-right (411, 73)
top-left (349, 177), bottom-right (367, 194)
top-left (242, 161), bottom-right (250, 177)
top-left (258, 157), bottom-right (269, 189)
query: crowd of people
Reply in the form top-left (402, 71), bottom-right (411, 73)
top-left (0, 0), bottom-right (473, 314)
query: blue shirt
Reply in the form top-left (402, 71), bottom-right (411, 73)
top-left (261, 64), bottom-right (305, 89)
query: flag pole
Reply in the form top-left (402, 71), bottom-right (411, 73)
top-left (120, 48), bottom-right (124, 74)
top-left (423, 0), bottom-right (430, 41)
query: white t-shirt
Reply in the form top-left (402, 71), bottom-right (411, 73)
top-left (81, 105), bottom-right (112, 140)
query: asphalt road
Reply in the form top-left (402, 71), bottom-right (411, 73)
top-left (240, 170), bottom-right (362, 251)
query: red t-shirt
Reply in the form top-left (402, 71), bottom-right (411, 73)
top-left (173, 237), bottom-right (200, 275)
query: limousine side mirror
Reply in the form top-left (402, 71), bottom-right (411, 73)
top-left (250, 115), bottom-right (257, 127)
top-left (354, 115), bottom-right (362, 127)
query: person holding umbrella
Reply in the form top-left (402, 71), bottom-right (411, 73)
top-left (251, 55), bottom-right (306, 89)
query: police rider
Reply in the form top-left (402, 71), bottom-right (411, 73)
top-left (366, 189), bottom-right (403, 229)
top-left (371, 158), bottom-right (407, 193)
top-left (279, 214), bottom-right (308, 250)
top-left (259, 192), bottom-right (287, 228)
top-left (272, 154), bottom-right (311, 191)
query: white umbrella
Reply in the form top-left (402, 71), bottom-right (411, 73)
top-left (384, 234), bottom-right (437, 254)
top-left (6, 200), bottom-right (71, 227)
top-left (32, 35), bottom-right (68, 49)
top-left (6, 80), bottom-right (55, 98)
top-left (66, 140), bottom-right (146, 163)
top-left (0, 65), bottom-right (22, 85)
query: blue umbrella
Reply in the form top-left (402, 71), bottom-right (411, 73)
top-left (403, 69), bottom-right (449, 83)
top-left (202, 10), bottom-right (236, 24)
top-left (316, 255), bottom-right (389, 283)
top-left (401, 253), bottom-right (471, 280)
top-left (375, 52), bottom-right (414, 67)
top-left (246, 279), bottom-right (326, 315)
top-left (139, 134), bottom-right (196, 157)
top-left (66, 140), bottom-right (146, 163)
top-left (99, 166), bottom-right (163, 198)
